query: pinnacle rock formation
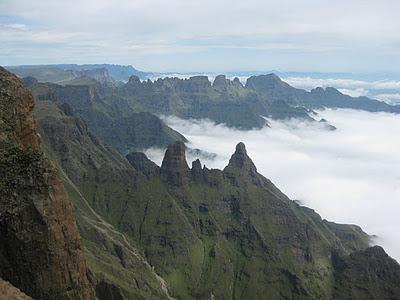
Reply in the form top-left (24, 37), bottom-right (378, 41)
top-left (161, 141), bottom-right (189, 185)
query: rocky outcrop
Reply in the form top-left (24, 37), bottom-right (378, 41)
top-left (161, 141), bottom-right (190, 186)
top-left (184, 76), bottom-right (211, 93)
top-left (213, 75), bottom-right (229, 92)
top-left (0, 67), bottom-right (94, 299)
top-left (0, 278), bottom-right (33, 300)
top-left (245, 73), bottom-right (287, 93)
top-left (227, 143), bottom-right (256, 170)
top-left (224, 142), bottom-right (257, 177)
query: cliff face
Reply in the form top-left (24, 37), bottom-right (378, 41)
top-left (0, 67), bottom-right (94, 299)
top-left (0, 67), bottom-right (39, 150)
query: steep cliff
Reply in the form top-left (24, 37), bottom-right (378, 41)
top-left (0, 67), bottom-right (94, 299)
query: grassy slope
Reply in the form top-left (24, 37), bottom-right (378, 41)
top-left (35, 101), bottom-right (400, 300)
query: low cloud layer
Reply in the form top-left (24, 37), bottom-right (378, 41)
top-left (284, 76), bottom-right (400, 104)
top-left (145, 109), bottom-right (400, 261)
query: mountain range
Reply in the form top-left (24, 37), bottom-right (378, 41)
top-left (6, 64), bottom-right (151, 84)
top-left (1, 66), bottom-right (400, 299)
top-left (10, 64), bottom-right (398, 133)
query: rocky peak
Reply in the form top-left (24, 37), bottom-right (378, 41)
top-left (325, 87), bottom-right (343, 96)
top-left (127, 75), bottom-right (141, 86)
top-left (161, 141), bottom-right (189, 186)
top-left (311, 86), bottom-right (343, 97)
top-left (183, 76), bottom-right (211, 93)
top-left (232, 77), bottom-right (243, 87)
top-left (213, 75), bottom-right (230, 91)
top-left (224, 142), bottom-right (257, 175)
top-left (191, 158), bottom-right (203, 181)
top-left (245, 73), bottom-right (285, 91)
top-left (310, 87), bottom-right (324, 95)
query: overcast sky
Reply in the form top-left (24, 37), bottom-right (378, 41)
top-left (1, 0), bottom-right (399, 72)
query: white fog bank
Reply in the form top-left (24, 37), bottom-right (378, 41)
top-left (145, 109), bottom-right (400, 262)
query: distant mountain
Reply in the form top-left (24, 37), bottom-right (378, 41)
top-left (6, 64), bottom-right (151, 83)
top-left (20, 67), bottom-right (400, 132)
top-left (29, 79), bottom-right (187, 154)
top-left (245, 74), bottom-right (400, 114)
top-left (108, 73), bottom-right (399, 129)
top-left (55, 64), bottom-right (151, 81)
top-left (117, 74), bottom-right (314, 129)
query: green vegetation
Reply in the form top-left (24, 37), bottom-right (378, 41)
top-left (34, 101), bottom-right (400, 299)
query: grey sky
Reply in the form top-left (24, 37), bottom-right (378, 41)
top-left (0, 0), bottom-right (399, 72)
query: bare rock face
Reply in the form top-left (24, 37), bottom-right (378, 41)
top-left (0, 67), bottom-right (94, 300)
top-left (160, 141), bottom-right (189, 186)
top-left (0, 278), bottom-right (33, 300)
top-left (0, 67), bottom-right (39, 150)
top-left (224, 142), bottom-right (257, 175)
top-left (213, 74), bottom-right (230, 92)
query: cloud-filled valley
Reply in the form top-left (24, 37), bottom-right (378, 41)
top-left (145, 109), bottom-right (400, 261)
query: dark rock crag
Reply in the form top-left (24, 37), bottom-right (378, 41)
top-left (161, 141), bottom-right (190, 186)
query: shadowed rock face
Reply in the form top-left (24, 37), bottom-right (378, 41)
top-left (161, 141), bottom-right (190, 185)
top-left (0, 67), bottom-right (94, 300)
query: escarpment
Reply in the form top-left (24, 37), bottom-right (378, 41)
top-left (0, 67), bottom-right (94, 299)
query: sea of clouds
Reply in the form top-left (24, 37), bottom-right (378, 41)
top-left (145, 109), bottom-right (400, 262)
top-left (284, 76), bottom-right (400, 104)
